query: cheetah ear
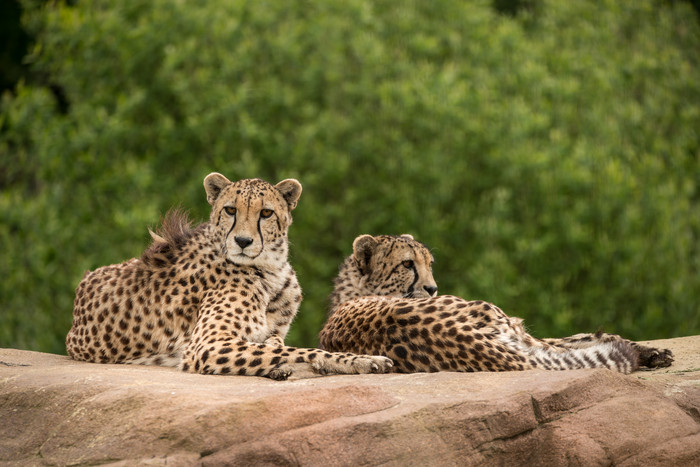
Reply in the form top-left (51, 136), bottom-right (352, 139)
top-left (400, 234), bottom-right (414, 240)
top-left (352, 235), bottom-right (378, 275)
top-left (275, 179), bottom-right (302, 211)
top-left (203, 172), bottom-right (231, 206)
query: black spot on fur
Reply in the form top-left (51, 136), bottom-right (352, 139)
top-left (394, 345), bottom-right (408, 359)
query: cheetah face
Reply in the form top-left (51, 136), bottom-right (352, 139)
top-left (203, 173), bottom-right (301, 268)
top-left (353, 234), bottom-right (438, 299)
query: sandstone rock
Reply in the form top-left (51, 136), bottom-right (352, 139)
top-left (1, 336), bottom-right (698, 466)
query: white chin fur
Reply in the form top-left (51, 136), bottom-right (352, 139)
top-left (227, 252), bottom-right (259, 264)
top-left (404, 290), bottom-right (432, 299)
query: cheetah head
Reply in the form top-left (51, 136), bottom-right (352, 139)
top-left (203, 173), bottom-right (302, 268)
top-left (352, 234), bottom-right (438, 299)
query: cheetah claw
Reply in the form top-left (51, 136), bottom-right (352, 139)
top-left (370, 356), bottom-right (394, 373)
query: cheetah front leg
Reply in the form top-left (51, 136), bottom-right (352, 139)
top-left (180, 287), bottom-right (392, 379)
top-left (180, 338), bottom-right (392, 380)
top-left (270, 348), bottom-right (395, 380)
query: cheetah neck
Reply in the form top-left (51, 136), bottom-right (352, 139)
top-left (328, 256), bottom-right (369, 313)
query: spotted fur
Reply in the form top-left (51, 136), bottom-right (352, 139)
top-left (319, 234), bottom-right (674, 374)
top-left (66, 174), bottom-right (392, 379)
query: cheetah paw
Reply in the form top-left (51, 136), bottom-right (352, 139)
top-left (268, 366), bottom-right (293, 381)
top-left (350, 355), bottom-right (393, 374)
top-left (264, 335), bottom-right (285, 347)
top-left (311, 355), bottom-right (394, 375)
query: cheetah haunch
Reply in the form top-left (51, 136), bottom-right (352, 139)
top-left (66, 174), bottom-right (392, 379)
top-left (319, 234), bottom-right (674, 374)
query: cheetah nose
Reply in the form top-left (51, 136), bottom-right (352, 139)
top-left (424, 285), bottom-right (438, 296)
top-left (234, 236), bottom-right (254, 249)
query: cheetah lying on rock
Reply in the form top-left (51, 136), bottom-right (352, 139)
top-left (319, 234), bottom-right (674, 374)
top-left (66, 173), bottom-right (392, 379)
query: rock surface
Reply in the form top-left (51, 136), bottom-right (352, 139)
top-left (1, 336), bottom-right (699, 466)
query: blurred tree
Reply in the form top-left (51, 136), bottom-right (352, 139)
top-left (1, 0), bottom-right (699, 354)
top-left (0, 0), bottom-right (30, 94)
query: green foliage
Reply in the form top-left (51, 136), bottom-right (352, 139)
top-left (1, 0), bottom-right (699, 354)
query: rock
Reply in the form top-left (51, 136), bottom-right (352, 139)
top-left (1, 336), bottom-right (699, 466)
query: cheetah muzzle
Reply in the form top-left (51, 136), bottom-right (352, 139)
top-left (66, 173), bottom-right (392, 379)
top-left (319, 234), bottom-right (674, 374)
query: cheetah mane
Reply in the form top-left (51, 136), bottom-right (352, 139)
top-left (141, 208), bottom-right (205, 267)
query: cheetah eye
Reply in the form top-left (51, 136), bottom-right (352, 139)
top-left (402, 260), bottom-right (414, 269)
top-left (224, 206), bottom-right (237, 216)
top-left (260, 209), bottom-right (274, 219)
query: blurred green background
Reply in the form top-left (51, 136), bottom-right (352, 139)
top-left (1, 0), bottom-right (699, 355)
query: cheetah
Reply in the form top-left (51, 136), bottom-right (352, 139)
top-left (66, 173), bottom-right (392, 380)
top-left (319, 234), bottom-right (674, 374)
